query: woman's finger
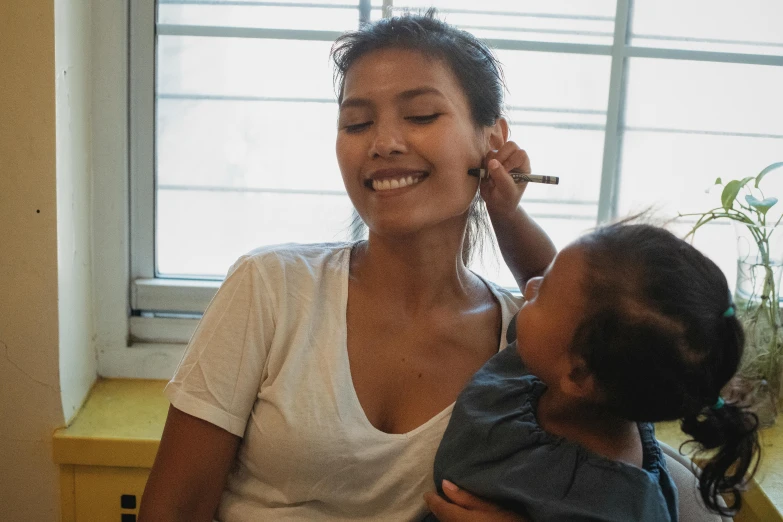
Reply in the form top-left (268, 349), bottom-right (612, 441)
top-left (424, 491), bottom-right (464, 521)
top-left (424, 488), bottom-right (531, 522)
top-left (441, 480), bottom-right (502, 511)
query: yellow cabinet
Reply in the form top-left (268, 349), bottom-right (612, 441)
top-left (53, 379), bottom-right (783, 521)
top-left (53, 379), bottom-right (167, 522)
top-left (60, 464), bottom-right (149, 522)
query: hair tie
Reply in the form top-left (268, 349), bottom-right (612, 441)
top-left (711, 397), bottom-right (725, 410)
top-left (723, 305), bottom-right (735, 318)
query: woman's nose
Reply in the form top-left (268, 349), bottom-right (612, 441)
top-left (368, 121), bottom-right (407, 158)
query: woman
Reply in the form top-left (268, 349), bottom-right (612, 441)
top-left (139, 10), bottom-right (554, 521)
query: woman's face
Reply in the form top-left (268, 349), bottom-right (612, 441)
top-left (336, 48), bottom-right (497, 238)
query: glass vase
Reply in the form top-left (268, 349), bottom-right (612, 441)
top-left (722, 223), bottom-right (783, 428)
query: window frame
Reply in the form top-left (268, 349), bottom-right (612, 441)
top-left (117, 0), bottom-right (783, 374)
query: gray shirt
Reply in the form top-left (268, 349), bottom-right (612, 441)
top-left (428, 344), bottom-right (678, 522)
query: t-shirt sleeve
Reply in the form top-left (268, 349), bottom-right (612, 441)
top-left (485, 282), bottom-right (523, 348)
top-left (165, 255), bottom-right (276, 437)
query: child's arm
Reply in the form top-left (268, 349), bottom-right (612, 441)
top-left (480, 144), bottom-right (556, 292)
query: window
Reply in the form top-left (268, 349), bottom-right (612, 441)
top-left (123, 0), bottom-right (783, 369)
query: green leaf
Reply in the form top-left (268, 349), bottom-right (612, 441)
top-left (721, 177), bottom-right (755, 210)
top-left (715, 177), bottom-right (722, 185)
top-left (745, 195), bottom-right (778, 216)
top-left (754, 161), bottom-right (783, 188)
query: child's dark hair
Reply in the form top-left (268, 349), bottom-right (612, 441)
top-left (330, 9), bottom-right (506, 266)
top-left (571, 222), bottom-right (760, 516)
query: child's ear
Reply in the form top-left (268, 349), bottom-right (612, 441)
top-left (486, 117), bottom-right (509, 151)
top-left (560, 357), bottom-right (600, 401)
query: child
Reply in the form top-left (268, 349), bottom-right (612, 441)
top-left (427, 222), bottom-right (760, 522)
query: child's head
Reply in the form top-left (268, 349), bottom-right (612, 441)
top-left (516, 221), bottom-right (759, 516)
top-left (573, 222), bottom-right (742, 422)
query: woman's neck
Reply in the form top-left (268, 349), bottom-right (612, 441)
top-left (351, 231), bottom-right (482, 311)
top-left (537, 390), bottom-right (643, 467)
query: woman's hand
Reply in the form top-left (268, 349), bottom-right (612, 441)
top-left (479, 141), bottom-right (531, 221)
top-left (423, 480), bottom-right (530, 522)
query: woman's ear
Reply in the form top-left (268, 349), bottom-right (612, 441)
top-left (486, 117), bottom-right (509, 151)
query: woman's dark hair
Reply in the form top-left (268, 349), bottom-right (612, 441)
top-left (571, 222), bottom-right (760, 516)
top-left (330, 9), bottom-right (506, 265)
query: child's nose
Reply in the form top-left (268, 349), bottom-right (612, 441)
top-left (524, 277), bottom-right (541, 299)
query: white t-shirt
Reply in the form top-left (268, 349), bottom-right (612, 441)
top-left (165, 242), bottom-right (522, 521)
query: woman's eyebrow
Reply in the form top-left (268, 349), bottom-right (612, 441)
top-left (340, 87), bottom-right (445, 111)
top-left (339, 98), bottom-right (372, 111)
top-left (396, 87), bottom-right (444, 101)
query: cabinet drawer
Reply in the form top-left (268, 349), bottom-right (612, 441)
top-left (63, 465), bottom-right (150, 522)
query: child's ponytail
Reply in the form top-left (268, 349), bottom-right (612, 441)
top-left (680, 402), bottom-right (760, 516)
top-left (577, 222), bottom-right (763, 516)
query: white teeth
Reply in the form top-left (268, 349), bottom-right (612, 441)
top-left (372, 175), bottom-right (422, 191)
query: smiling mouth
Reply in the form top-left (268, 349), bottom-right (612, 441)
top-left (364, 173), bottom-right (428, 192)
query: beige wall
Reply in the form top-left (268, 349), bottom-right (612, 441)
top-left (0, 0), bottom-right (96, 519)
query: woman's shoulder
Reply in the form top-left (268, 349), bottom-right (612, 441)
top-left (474, 274), bottom-right (524, 306)
top-left (474, 276), bottom-right (525, 328)
top-left (228, 241), bottom-right (356, 276)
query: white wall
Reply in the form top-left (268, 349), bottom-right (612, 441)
top-left (56, 0), bottom-right (97, 423)
top-left (92, 0), bottom-right (137, 378)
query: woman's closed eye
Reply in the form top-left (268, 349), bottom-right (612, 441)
top-left (341, 114), bottom-right (440, 132)
top-left (405, 114), bottom-right (440, 124)
top-left (341, 121), bottom-right (373, 133)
